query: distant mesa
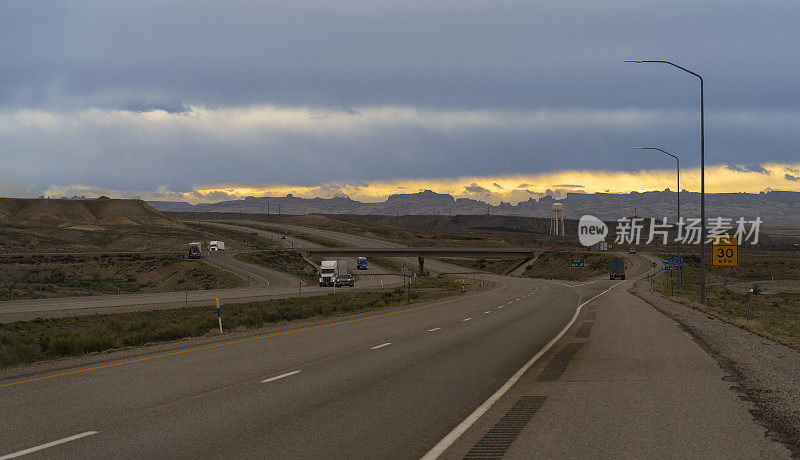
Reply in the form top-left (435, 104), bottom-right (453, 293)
top-left (147, 189), bottom-right (800, 225)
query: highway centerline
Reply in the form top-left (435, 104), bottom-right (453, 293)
top-left (370, 342), bottom-right (392, 350)
top-left (0, 431), bottom-right (98, 459)
top-left (261, 370), bottom-right (301, 383)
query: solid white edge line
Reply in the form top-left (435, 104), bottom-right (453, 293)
top-left (371, 342), bottom-right (392, 350)
top-left (1, 431), bottom-right (98, 459)
top-left (428, 328), bottom-right (442, 332)
top-left (420, 282), bottom-right (620, 460)
top-left (261, 370), bottom-right (301, 383)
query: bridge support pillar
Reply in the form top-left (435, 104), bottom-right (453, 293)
top-left (418, 257), bottom-right (425, 276)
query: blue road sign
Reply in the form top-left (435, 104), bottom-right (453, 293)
top-left (669, 257), bottom-right (684, 270)
top-left (663, 257), bottom-right (684, 271)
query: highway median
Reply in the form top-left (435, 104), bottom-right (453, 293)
top-left (0, 280), bottom-right (485, 370)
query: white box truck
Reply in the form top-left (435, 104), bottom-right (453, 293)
top-left (319, 259), bottom-right (346, 286)
top-left (209, 241), bottom-right (226, 251)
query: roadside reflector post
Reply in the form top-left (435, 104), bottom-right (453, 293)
top-left (216, 298), bottom-right (223, 333)
top-left (747, 289), bottom-right (753, 322)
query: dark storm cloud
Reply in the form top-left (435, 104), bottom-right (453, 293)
top-left (786, 174), bottom-right (799, 182)
top-left (2, 0), bottom-right (800, 194)
top-left (464, 183), bottom-right (491, 194)
top-left (726, 164), bottom-right (771, 175)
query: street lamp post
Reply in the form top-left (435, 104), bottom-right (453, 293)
top-left (624, 60), bottom-right (705, 303)
top-left (635, 147), bottom-right (681, 291)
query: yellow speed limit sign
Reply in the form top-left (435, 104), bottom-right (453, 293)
top-left (712, 234), bottom-right (739, 267)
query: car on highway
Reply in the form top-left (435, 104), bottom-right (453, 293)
top-left (334, 274), bottom-right (355, 287)
top-left (628, 247), bottom-right (637, 254)
top-left (281, 235), bottom-right (286, 239)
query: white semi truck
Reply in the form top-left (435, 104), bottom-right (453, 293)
top-left (209, 241), bottom-right (226, 251)
top-left (319, 259), bottom-right (346, 287)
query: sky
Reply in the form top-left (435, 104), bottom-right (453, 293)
top-left (2, 0), bottom-right (799, 204)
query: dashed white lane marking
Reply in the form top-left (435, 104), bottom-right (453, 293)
top-left (497, 305), bottom-right (504, 309)
top-left (371, 342), bottom-right (392, 350)
top-left (0, 431), bottom-right (98, 459)
top-left (428, 327), bottom-right (442, 332)
top-left (261, 370), bottom-right (301, 383)
top-left (462, 317), bottom-right (472, 322)
top-left (483, 311), bottom-right (491, 314)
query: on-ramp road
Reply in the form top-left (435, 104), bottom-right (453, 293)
top-left (0, 226), bottom-right (402, 319)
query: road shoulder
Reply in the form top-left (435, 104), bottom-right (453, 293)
top-left (437, 280), bottom-right (792, 458)
top-left (631, 279), bottom-right (800, 456)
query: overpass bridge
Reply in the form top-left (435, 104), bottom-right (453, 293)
top-left (301, 247), bottom-right (539, 274)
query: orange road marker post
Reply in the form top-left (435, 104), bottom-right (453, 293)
top-left (216, 298), bottom-right (223, 333)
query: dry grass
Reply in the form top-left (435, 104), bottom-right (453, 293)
top-left (522, 251), bottom-right (612, 281)
top-left (0, 253), bottom-right (244, 300)
top-left (437, 258), bottom-right (526, 275)
top-left (654, 252), bottom-right (800, 351)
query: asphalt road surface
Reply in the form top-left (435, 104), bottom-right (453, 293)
top-left (0, 267), bottom-right (637, 459)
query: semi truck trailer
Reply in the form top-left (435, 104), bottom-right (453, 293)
top-left (610, 257), bottom-right (626, 280)
top-left (319, 260), bottom-right (346, 286)
top-left (209, 241), bottom-right (225, 251)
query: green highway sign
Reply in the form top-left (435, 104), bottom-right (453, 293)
top-left (570, 258), bottom-right (585, 268)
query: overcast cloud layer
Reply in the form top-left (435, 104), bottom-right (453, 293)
top-left (1, 0), bottom-right (799, 199)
